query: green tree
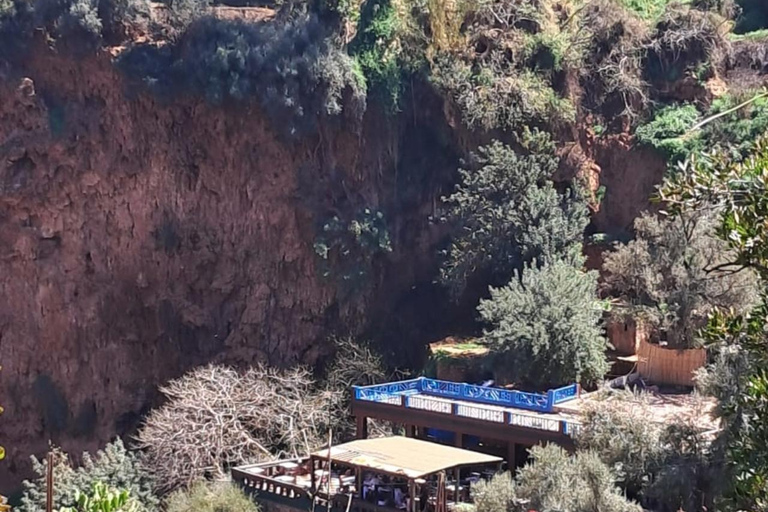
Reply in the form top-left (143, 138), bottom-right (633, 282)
top-left (576, 397), bottom-right (665, 496)
top-left (478, 259), bottom-right (609, 388)
top-left (471, 472), bottom-right (516, 512)
top-left (18, 440), bottom-right (157, 512)
top-left (603, 211), bottom-right (757, 348)
top-left (516, 445), bottom-right (642, 512)
top-left (660, 136), bottom-right (768, 510)
top-left (440, 129), bottom-right (589, 296)
top-left (165, 482), bottom-right (258, 512)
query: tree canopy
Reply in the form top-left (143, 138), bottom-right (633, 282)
top-left (478, 259), bottom-right (609, 388)
top-left (603, 211), bottom-right (757, 348)
top-left (440, 130), bottom-right (589, 296)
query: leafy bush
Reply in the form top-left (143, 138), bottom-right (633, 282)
top-left (479, 259), bottom-right (609, 388)
top-left (432, 57), bottom-right (575, 132)
top-left (471, 472), bottom-right (516, 512)
top-left (439, 130), bottom-right (589, 296)
top-left (576, 396), bottom-right (665, 496)
top-left (165, 482), bottom-right (258, 512)
top-left (59, 0), bottom-right (103, 39)
top-left (18, 440), bottom-right (158, 512)
top-left (117, 15), bottom-right (366, 136)
top-left (643, 422), bottom-right (718, 512)
top-left (602, 212), bottom-right (757, 348)
top-left (428, 0), bottom-right (581, 132)
top-left (314, 208), bottom-right (392, 286)
top-left (516, 445), bottom-right (643, 512)
top-left (617, 0), bottom-right (675, 21)
top-left (164, 0), bottom-right (210, 33)
top-left (350, 0), bottom-right (402, 109)
top-left (704, 93), bottom-right (768, 157)
top-left (60, 482), bottom-right (140, 512)
top-left (635, 104), bottom-right (701, 161)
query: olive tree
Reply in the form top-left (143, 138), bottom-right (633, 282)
top-left (603, 211), bottom-right (757, 348)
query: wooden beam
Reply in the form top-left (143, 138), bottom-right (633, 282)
top-left (507, 443), bottom-right (516, 473)
top-left (351, 400), bottom-right (575, 449)
top-left (356, 415), bottom-right (368, 439)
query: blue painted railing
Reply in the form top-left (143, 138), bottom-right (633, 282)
top-left (353, 377), bottom-right (580, 414)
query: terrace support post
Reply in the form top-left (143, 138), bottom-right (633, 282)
top-left (406, 424), bottom-right (415, 438)
top-left (311, 456), bottom-right (316, 495)
top-left (453, 433), bottom-right (463, 499)
top-left (356, 415), bottom-right (368, 439)
top-left (507, 442), bottom-right (516, 472)
top-left (408, 479), bottom-right (416, 512)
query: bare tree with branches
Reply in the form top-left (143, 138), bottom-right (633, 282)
top-left (136, 365), bottom-right (338, 493)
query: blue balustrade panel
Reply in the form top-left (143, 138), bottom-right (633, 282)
top-left (511, 391), bottom-right (551, 412)
top-left (420, 378), bottom-right (462, 399)
top-left (355, 377), bottom-right (577, 414)
top-left (353, 378), bottom-right (421, 404)
top-left (551, 384), bottom-right (580, 404)
top-left (461, 383), bottom-right (516, 407)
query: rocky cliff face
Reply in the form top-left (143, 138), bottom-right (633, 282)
top-left (0, 40), bottom-right (665, 493)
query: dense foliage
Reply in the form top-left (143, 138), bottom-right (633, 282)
top-left (471, 472), bottom-right (517, 512)
top-left (165, 482), bottom-right (259, 512)
top-left (516, 445), bottom-right (642, 512)
top-left (576, 396), bottom-right (665, 495)
top-left (59, 482), bottom-right (141, 512)
top-left (18, 440), bottom-right (158, 512)
top-left (603, 211), bottom-right (757, 348)
top-left (440, 130), bottom-right (589, 296)
top-left (479, 259), bottom-right (609, 388)
top-left (660, 136), bottom-right (768, 510)
top-left (117, 15), bottom-right (366, 136)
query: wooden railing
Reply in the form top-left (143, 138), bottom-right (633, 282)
top-left (232, 463), bottom-right (310, 501)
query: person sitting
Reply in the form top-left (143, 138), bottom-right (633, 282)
top-left (394, 487), bottom-right (406, 509)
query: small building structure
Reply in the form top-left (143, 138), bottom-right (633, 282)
top-left (232, 436), bottom-right (503, 512)
top-left (351, 376), bottom-right (719, 468)
top-left (352, 377), bottom-right (581, 467)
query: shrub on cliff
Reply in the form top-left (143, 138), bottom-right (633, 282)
top-left (117, 15), bottom-right (366, 136)
top-left (18, 440), bottom-right (158, 512)
top-left (429, 0), bottom-right (580, 132)
top-left (165, 482), bottom-right (258, 512)
top-left (479, 259), bottom-right (609, 389)
top-left (439, 129), bottom-right (589, 297)
top-left (602, 211), bottom-right (757, 348)
top-left (136, 365), bottom-right (336, 492)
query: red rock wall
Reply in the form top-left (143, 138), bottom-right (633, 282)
top-left (0, 42), bottom-right (668, 493)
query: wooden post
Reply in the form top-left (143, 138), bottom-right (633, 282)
top-left (46, 451), bottom-right (54, 512)
top-left (311, 456), bottom-right (316, 494)
top-left (507, 443), bottom-right (516, 473)
top-left (408, 479), bottom-right (416, 512)
top-left (356, 416), bottom-right (368, 439)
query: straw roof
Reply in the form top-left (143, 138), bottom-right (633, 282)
top-left (311, 437), bottom-right (502, 479)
